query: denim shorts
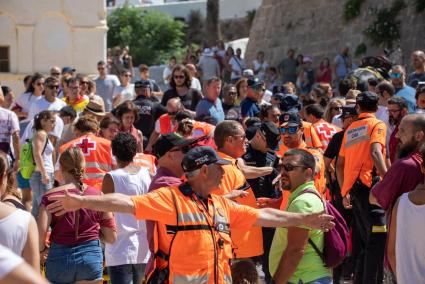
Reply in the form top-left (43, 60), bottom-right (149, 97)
top-left (46, 239), bottom-right (103, 284)
top-left (29, 171), bottom-right (54, 218)
top-left (107, 263), bottom-right (146, 284)
top-left (16, 170), bottom-right (30, 189)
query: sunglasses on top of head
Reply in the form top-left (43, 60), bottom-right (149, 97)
top-left (280, 126), bottom-right (299, 135)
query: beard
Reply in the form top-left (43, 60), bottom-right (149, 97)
top-left (389, 116), bottom-right (399, 126)
top-left (396, 138), bottom-right (418, 159)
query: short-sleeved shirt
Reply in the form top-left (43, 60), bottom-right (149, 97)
top-left (240, 97), bottom-right (260, 118)
top-left (112, 83), bottom-right (136, 104)
top-left (195, 98), bottom-right (225, 124)
top-left (339, 113), bottom-right (387, 196)
top-left (222, 103), bottom-right (241, 121)
top-left (333, 54), bottom-right (350, 78)
top-left (323, 131), bottom-right (344, 162)
top-left (371, 151), bottom-right (423, 211)
top-left (14, 92), bottom-right (42, 123)
top-left (408, 72), bottom-right (425, 89)
top-left (269, 181), bottom-right (331, 282)
top-left (27, 97), bottom-right (67, 122)
top-left (395, 85), bottom-right (416, 113)
top-left (132, 96), bottom-right (167, 139)
top-left (229, 57), bottom-right (246, 80)
top-left (161, 88), bottom-right (203, 111)
top-left (95, 75), bottom-right (121, 112)
top-left (41, 186), bottom-right (105, 246)
top-left (277, 57), bottom-right (297, 83)
top-left (0, 108), bottom-right (19, 154)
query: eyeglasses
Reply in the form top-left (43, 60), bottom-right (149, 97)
top-left (332, 107), bottom-right (342, 111)
top-left (174, 75), bottom-right (185, 80)
top-left (386, 109), bottom-right (401, 114)
top-left (47, 85), bottom-right (59, 89)
top-left (280, 126), bottom-right (299, 135)
top-left (282, 163), bottom-right (306, 172)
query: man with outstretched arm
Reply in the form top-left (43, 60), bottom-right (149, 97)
top-left (48, 146), bottom-right (334, 284)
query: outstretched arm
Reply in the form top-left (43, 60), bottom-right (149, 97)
top-left (254, 208), bottom-right (334, 230)
top-left (47, 191), bottom-right (135, 216)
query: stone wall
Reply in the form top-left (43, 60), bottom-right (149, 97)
top-left (245, 0), bottom-right (425, 68)
top-left (0, 0), bottom-right (107, 75)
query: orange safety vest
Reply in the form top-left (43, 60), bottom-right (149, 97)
top-left (140, 184), bottom-right (239, 284)
top-left (159, 114), bottom-right (173, 134)
top-left (59, 133), bottom-right (113, 190)
top-left (133, 153), bottom-right (157, 176)
top-left (306, 147), bottom-right (327, 196)
top-left (303, 121), bottom-right (323, 149)
top-left (215, 151), bottom-right (263, 258)
top-left (311, 119), bottom-right (341, 151)
top-left (340, 113), bottom-right (387, 196)
top-left (276, 139), bottom-right (307, 158)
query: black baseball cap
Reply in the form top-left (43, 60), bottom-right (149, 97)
top-left (271, 93), bottom-right (285, 101)
top-left (356, 91), bottom-right (379, 105)
top-left (181, 146), bottom-right (231, 173)
top-left (153, 133), bottom-right (198, 159)
top-left (246, 121), bottom-right (281, 150)
top-left (61, 67), bottom-right (75, 74)
top-left (279, 94), bottom-right (301, 112)
top-left (341, 104), bottom-right (357, 119)
top-left (279, 111), bottom-right (303, 127)
top-left (247, 77), bottom-right (263, 89)
top-left (134, 80), bottom-right (151, 89)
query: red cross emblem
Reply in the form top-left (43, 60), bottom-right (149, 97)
top-left (317, 123), bottom-right (337, 139)
top-left (76, 138), bottom-right (96, 156)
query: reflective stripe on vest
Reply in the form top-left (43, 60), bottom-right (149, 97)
top-left (173, 274), bottom-right (209, 284)
top-left (85, 162), bottom-right (112, 171)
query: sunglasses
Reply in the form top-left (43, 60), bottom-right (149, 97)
top-left (174, 75), bottom-right (185, 80)
top-left (282, 163), bottom-right (306, 172)
top-left (80, 81), bottom-right (89, 85)
top-left (390, 73), bottom-right (402, 79)
top-left (332, 107), bottom-right (342, 111)
top-left (123, 74), bottom-right (132, 77)
top-left (227, 92), bottom-right (237, 96)
top-left (36, 82), bottom-right (44, 86)
top-left (47, 85), bottom-right (59, 89)
top-left (280, 126), bottom-right (299, 135)
top-left (51, 72), bottom-right (60, 76)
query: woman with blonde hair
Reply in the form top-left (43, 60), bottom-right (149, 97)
top-left (235, 78), bottom-right (248, 106)
top-left (324, 98), bottom-right (345, 124)
top-left (38, 147), bottom-right (116, 284)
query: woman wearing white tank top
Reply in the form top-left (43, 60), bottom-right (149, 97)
top-left (103, 132), bottom-right (151, 284)
top-left (0, 152), bottom-right (40, 270)
top-left (388, 183), bottom-right (425, 284)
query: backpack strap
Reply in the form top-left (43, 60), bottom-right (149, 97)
top-left (292, 188), bottom-right (327, 264)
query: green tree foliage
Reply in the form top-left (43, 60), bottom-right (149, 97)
top-left (414, 0), bottom-right (425, 12)
top-left (107, 5), bottom-right (186, 66)
top-left (344, 0), bottom-right (366, 22)
top-left (363, 0), bottom-right (406, 48)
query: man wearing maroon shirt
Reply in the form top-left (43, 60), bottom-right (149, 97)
top-left (370, 114), bottom-right (425, 211)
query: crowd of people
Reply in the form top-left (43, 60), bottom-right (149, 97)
top-left (0, 44), bottom-right (424, 284)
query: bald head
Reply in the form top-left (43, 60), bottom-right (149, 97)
top-left (411, 50), bottom-right (425, 71)
top-left (166, 97), bottom-right (183, 113)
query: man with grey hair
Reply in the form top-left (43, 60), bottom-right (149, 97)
top-left (390, 65), bottom-right (416, 113)
top-left (408, 50), bottom-right (425, 88)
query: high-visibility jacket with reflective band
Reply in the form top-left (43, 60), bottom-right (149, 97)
top-left (340, 113), bottom-right (387, 197)
top-left (303, 121), bottom-right (323, 149)
top-left (215, 151), bottom-right (263, 258)
top-left (133, 153), bottom-right (157, 176)
top-left (311, 119), bottom-right (341, 151)
top-left (59, 133), bottom-right (113, 189)
top-left (134, 184), bottom-right (259, 284)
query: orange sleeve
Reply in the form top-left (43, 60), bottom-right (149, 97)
top-left (310, 126), bottom-right (323, 149)
top-left (226, 199), bottom-right (260, 230)
top-left (131, 188), bottom-right (176, 223)
top-left (370, 121), bottom-right (387, 146)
